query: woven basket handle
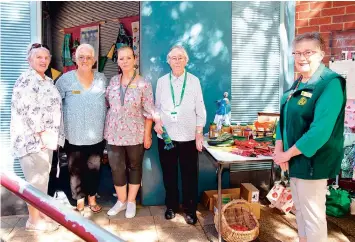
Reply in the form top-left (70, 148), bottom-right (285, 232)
top-left (223, 199), bottom-right (253, 213)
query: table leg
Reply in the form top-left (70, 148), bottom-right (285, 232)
top-left (218, 163), bottom-right (223, 242)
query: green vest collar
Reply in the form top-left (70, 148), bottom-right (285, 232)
top-left (306, 63), bottom-right (325, 86)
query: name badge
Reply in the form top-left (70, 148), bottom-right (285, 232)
top-left (301, 91), bottom-right (312, 98)
top-left (170, 111), bottom-right (178, 122)
top-left (128, 84), bottom-right (137, 89)
top-left (72, 90), bottom-right (81, 94)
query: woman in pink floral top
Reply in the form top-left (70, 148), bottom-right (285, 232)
top-left (105, 46), bottom-right (154, 218)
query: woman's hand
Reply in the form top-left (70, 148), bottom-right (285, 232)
top-left (195, 133), bottom-right (204, 152)
top-left (273, 151), bottom-right (291, 165)
top-left (279, 162), bottom-right (289, 172)
top-left (144, 133), bottom-right (152, 149)
top-left (154, 121), bottom-right (163, 135)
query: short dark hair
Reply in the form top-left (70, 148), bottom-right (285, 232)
top-left (293, 32), bottom-right (325, 51)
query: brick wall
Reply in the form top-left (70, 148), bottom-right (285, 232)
top-left (295, 1), bottom-right (355, 64)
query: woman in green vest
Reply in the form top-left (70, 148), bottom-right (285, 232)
top-left (273, 32), bottom-right (346, 242)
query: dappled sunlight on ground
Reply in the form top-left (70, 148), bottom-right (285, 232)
top-left (1, 203), bottom-right (354, 242)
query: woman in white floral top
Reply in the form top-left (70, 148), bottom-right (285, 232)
top-left (10, 43), bottom-right (64, 232)
top-left (105, 46), bottom-right (154, 218)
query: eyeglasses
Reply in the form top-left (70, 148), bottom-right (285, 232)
top-left (169, 56), bottom-right (186, 62)
top-left (78, 56), bottom-right (94, 62)
top-left (29, 43), bottom-right (49, 52)
top-left (292, 50), bottom-right (317, 59)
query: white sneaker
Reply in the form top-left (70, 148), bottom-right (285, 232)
top-left (107, 200), bottom-right (127, 216)
top-left (25, 219), bottom-right (59, 232)
top-left (125, 202), bottom-right (136, 218)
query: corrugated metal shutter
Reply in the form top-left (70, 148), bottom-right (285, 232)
top-left (0, 1), bottom-right (32, 178)
top-left (49, 1), bottom-right (139, 80)
top-left (231, 1), bottom-right (281, 123)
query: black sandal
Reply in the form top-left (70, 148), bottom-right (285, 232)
top-left (88, 204), bottom-right (102, 214)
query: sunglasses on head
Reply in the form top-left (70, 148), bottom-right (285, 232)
top-left (29, 43), bottom-right (50, 52)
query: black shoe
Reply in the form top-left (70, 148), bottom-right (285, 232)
top-left (185, 213), bottom-right (197, 225)
top-left (165, 209), bottom-right (176, 220)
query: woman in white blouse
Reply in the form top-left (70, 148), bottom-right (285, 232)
top-left (154, 45), bottom-right (206, 225)
top-left (10, 43), bottom-right (64, 232)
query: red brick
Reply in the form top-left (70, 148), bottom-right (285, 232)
top-left (321, 32), bottom-right (331, 43)
top-left (323, 55), bottom-right (331, 64)
top-left (297, 26), bottom-right (320, 34)
top-left (346, 5), bottom-right (355, 14)
top-left (333, 14), bottom-right (355, 23)
top-left (309, 2), bottom-right (332, 9)
top-left (333, 1), bottom-right (355, 7)
top-left (296, 3), bottom-right (309, 12)
top-left (309, 16), bottom-right (331, 25)
top-left (320, 23), bottom-right (343, 32)
top-left (299, 10), bottom-right (321, 19)
top-left (344, 22), bottom-right (355, 29)
top-left (296, 1), bottom-right (310, 5)
top-left (321, 7), bottom-right (345, 16)
top-left (296, 19), bottom-right (309, 27)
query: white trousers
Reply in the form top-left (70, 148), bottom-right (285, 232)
top-left (290, 178), bottom-right (328, 242)
top-left (19, 149), bottom-right (53, 194)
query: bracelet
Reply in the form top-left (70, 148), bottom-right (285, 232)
top-left (196, 130), bottom-right (203, 134)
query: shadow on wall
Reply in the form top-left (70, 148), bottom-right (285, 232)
top-left (140, 1), bottom-right (232, 206)
top-left (141, 2), bottom-right (232, 125)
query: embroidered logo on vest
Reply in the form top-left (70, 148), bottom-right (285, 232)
top-left (298, 97), bottom-right (307, 106)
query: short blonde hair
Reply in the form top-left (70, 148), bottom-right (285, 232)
top-left (75, 43), bottom-right (95, 61)
top-left (166, 45), bottom-right (189, 64)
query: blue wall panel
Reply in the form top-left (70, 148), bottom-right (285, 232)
top-left (140, 1), bottom-right (232, 205)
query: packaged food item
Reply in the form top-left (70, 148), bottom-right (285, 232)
top-left (232, 123), bottom-right (243, 137)
top-left (244, 127), bottom-right (252, 138)
top-left (230, 122), bottom-right (238, 134)
top-left (221, 124), bottom-right (232, 134)
top-left (256, 129), bottom-right (265, 138)
top-left (209, 122), bottom-right (218, 138)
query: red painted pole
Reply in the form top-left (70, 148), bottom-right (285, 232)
top-left (1, 172), bottom-right (125, 242)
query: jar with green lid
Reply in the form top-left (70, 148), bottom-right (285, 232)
top-left (230, 122), bottom-right (238, 135)
top-left (221, 124), bottom-right (231, 134)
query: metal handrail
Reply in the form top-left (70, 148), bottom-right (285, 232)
top-left (1, 172), bottom-right (125, 242)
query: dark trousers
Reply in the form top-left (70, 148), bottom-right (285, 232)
top-left (158, 138), bottom-right (198, 214)
top-left (107, 144), bottom-right (145, 186)
top-left (65, 140), bottom-right (105, 200)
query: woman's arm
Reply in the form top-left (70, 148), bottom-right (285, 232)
top-left (142, 81), bottom-right (155, 149)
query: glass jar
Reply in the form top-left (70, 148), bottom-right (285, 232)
top-left (221, 125), bottom-right (232, 134)
top-left (209, 123), bottom-right (218, 138)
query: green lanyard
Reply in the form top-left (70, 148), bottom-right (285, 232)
top-left (169, 71), bottom-right (187, 109)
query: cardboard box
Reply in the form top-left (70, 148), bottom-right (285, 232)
top-left (241, 183), bottom-right (260, 203)
top-left (213, 198), bottom-right (261, 219)
top-left (201, 188), bottom-right (240, 211)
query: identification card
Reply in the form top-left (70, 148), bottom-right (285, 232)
top-left (72, 90), bottom-right (81, 94)
top-left (170, 111), bottom-right (178, 122)
top-left (301, 91), bottom-right (312, 98)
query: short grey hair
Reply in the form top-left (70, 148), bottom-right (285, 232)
top-left (293, 32), bottom-right (325, 51)
top-left (27, 43), bottom-right (51, 61)
top-left (75, 43), bottom-right (95, 61)
top-left (166, 45), bottom-right (189, 63)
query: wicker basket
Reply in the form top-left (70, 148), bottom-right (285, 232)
top-left (214, 199), bottom-right (259, 242)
